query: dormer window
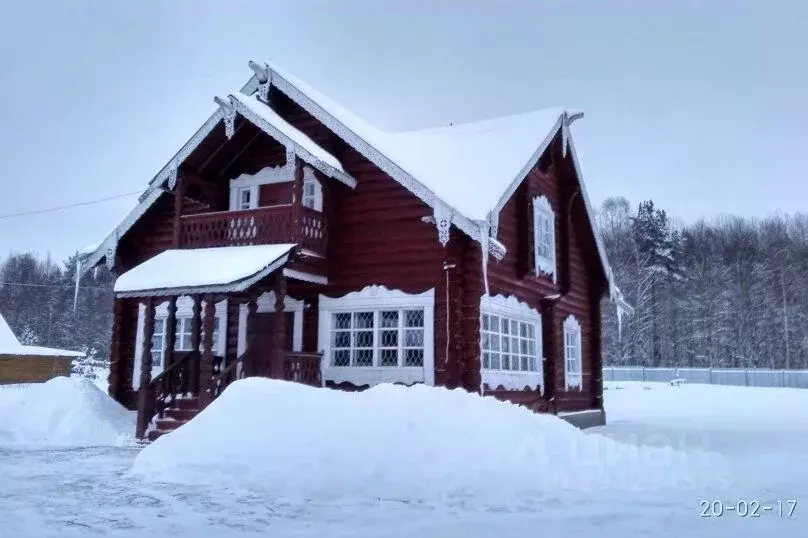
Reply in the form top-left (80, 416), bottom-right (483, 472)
top-left (301, 167), bottom-right (323, 212)
top-left (532, 195), bottom-right (556, 280)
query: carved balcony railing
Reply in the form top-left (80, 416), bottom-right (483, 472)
top-left (284, 352), bottom-right (322, 387)
top-left (180, 205), bottom-right (327, 256)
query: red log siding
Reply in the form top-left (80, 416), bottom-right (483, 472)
top-left (259, 183), bottom-right (292, 206)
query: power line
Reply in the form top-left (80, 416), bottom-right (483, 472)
top-left (0, 281), bottom-right (111, 291)
top-left (0, 191), bottom-right (143, 220)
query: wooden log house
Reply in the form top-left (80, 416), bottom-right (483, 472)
top-left (81, 61), bottom-right (621, 440)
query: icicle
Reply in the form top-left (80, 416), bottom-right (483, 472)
top-left (616, 302), bottom-right (624, 341)
top-left (73, 257), bottom-right (81, 313)
top-left (478, 221), bottom-right (490, 296)
top-left (561, 116), bottom-right (569, 158)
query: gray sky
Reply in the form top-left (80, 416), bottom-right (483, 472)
top-left (1, 0), bottom-right (806, 264)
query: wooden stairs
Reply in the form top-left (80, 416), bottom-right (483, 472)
top-left (147, 397), bottom-right (201, 442)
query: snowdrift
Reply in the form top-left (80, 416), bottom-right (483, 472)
top-left (131, 379), bottom-right (728, 504)
top-left (0, 377), bottom-right (135, 448)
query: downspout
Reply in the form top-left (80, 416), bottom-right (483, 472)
top-left (443, 261), bottom-right (456, 375)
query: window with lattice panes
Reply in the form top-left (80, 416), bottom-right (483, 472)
top-left (154, 315), bottom-right (220, 355)
top-left (150, 318), bottom-right (166, 367)
top-left (481, 313), bottom-right (539, 373)
top-left (331, 309), bottom-right (425, 367)
top-left (563, 315), bottom-right (582, 389)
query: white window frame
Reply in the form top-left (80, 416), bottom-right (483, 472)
top-left (228, 164), bottom-right (292, 211)
top-left (318, 286), bottom-right (435, 387)
top-left (480, 294), bottom-right (544, 393)
top-left (301, 167), bottom-right (323, 212)
top-left (533, 195), bottom-right (556, 282)
top-left (563, 315), bottom-right (583, 390)
top-left (132, 297), bottom-right (228, 390)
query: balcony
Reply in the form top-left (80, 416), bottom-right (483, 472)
top-left (180, 204), bottom-right (327, 256)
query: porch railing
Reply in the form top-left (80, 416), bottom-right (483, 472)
top-left (284, 352), bottom-right (322, 387)
top-left (179, 205), bottom-right (327, 256)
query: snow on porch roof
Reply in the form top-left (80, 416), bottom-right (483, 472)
top-left (114, 244), bottom-right (296, 297)
top-left (256, 61), bottom-right (567, 222)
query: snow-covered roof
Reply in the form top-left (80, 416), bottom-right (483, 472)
top-left (114, 244), bottom-right (296, 297)
top-left (0, 312), bottom-right (85, 357)
top-left (244, 61), bottom-right (614, 293)
top-left (259, 62), bottom-right (565, 222)
top-left (228, 93), bottom-right (343, 173)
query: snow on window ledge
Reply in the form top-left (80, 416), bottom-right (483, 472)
top-left (482, 370), bottom-right (543, 392)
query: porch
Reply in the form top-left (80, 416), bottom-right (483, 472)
top-left (111, 243), bottom-right (324, 440)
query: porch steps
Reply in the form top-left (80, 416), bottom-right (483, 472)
top-left (147, 397), bottom-right (201, 442)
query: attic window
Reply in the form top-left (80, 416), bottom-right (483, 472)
top-left (533, 195), bottom-right (556, 280)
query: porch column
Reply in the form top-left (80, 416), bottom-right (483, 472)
top-left (271, 275), bottom-right (287, 379)
top-left (189, 295), bottom-right (202, 396)
top-left (135, 297), bottom-right (156, 439)
top-left (200, 294), bottom-right (215, 408)
top-left (243, 293), bottom-right (259, 378)
top-left (107, 298), bottom-right (124, 401)
top-left (163, 296), bottom-right (178, 372)
top-left (291, 156), bottom-right (303, 243)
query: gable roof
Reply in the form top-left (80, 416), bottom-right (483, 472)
top-left (243, 61), bottom-right (614, 295)
top-left (82, 60), bottom-right (614, 297)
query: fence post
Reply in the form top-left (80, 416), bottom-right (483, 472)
top-left (745, 369), bottom-right (749, 386)
top-left (642, 367), bottom-right (646, 382)
top-left (708, 368), bottom-right (713, 384)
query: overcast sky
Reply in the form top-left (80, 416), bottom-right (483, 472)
top-left (1, 0), bottom-right (806, 263)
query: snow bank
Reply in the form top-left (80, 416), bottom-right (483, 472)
top-left (0, 377), bottom-right (135, 448)
top-left (131, 379), bottom-right (728, 505)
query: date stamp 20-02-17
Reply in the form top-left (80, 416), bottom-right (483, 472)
top-left (700, 499), bottom-right (797, 518)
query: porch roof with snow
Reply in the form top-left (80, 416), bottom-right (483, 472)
top-left (113, 244), bottom-right (296, 298)
top-left (0, 312), bottom-right (85, 358)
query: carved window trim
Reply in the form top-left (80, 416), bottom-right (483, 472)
top-left (318, 286), bottom-right (435, 386)
top-left (533, 195), bottom-right (556, 282)
top-left (563, 315), bottom-right (583, 390)
top-left (479, 294), bottom-right (544, 393)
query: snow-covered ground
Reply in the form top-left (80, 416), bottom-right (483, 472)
top-left (0, 379), bottom-right (805, 537)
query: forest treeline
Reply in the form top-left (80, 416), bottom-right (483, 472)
top-left (1, 197), bottom-right (807, 373)
top-left (599, 198), bottom-right (808, 369)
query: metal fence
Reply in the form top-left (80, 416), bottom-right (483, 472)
top-left (603, 366), bottom-right (808, 389)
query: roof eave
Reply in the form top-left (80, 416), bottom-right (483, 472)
top-left (114, 251), bottom-right (292, 299)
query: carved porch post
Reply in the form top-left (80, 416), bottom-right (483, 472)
top-left (199, 295), bottom-right (216, 408)
top-left (189, 295), bottom-right (202, 396)
top-left (107, 298), bottom-right (124, 401)
top-left (135, 297), bottom-right (156, 439)
top-left (271, 275), bottom-right (287, 379)
top-left (291, 156), bottom-right (303, 244)
top-left (243, 293), bottom-right (259, 378)
top-left (163, 296), bottom-right (178, 372)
